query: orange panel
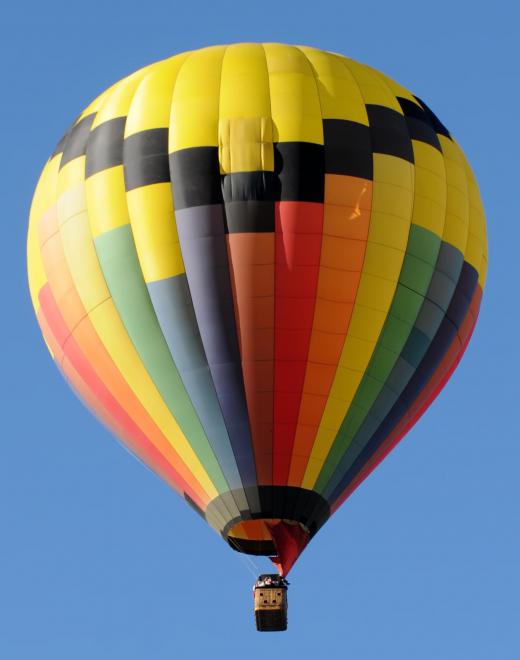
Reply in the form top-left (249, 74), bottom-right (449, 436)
top-left (288, 175), bottom-right (372, 485)
top-left (227, 233), bottom-right (275, 485)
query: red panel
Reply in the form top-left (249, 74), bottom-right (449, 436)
top-left (273, 201), bottom-right (324, 485)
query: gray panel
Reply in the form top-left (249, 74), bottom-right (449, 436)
top-left (148, 275), bottom-right (247, 513)
top-left (426, 270), bottom-right (457, 311)
top-left (175, 204), bottom-right (259, 510)
top-left (435, 241), bottom-right (464, 283)
top-left (414, 298), bottom-right (445, 340)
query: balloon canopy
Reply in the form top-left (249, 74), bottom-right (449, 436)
top-left (27, 44), bottom-right (487, 576)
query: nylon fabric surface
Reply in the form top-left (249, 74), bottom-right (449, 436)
top-left (27, 43), bottom-right (487, 573)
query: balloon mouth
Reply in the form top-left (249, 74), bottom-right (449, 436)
top-left (227, 518), bottom-right (309, 556)
top-left (197, 486), bottom-right (330, 575)
top-left (227, 519), bottom-right (311, 577)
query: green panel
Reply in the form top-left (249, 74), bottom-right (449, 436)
top-left (354, 375), bottom-right (385, 412)
top-left (406, 224), bottom-right (441, 265)
top-left (400, 254), bottom-right (435, 296)
top-left (315, 224), bottom-right (442, 493)
top-left (94, 225), bottom-right (229, 493)
top-left (379, 315), bottom-right (413, 353)
top-left (391, 284), bottom-right (424, 324)
top-left (366, 344), bottom-right (399, 381)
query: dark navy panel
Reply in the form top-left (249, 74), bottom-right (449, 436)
top-left (171, 142), bottom-right (325, 208)
top-left (414, 96), bottom-right (452, 139)
top-left (51, 126), bottom-right (72, 158)
top-left (366, 105), bottom-right (414, 163)
top-left (323, 119), bottom-right (373, 179)
top-left (274, 142), bottom-right (325, 202)
top-left (59, 114), bottom-right (96, 168)
top-left (400, 328), bottom-right (432, 367)
top-left (124, 128), bottom-right (171, 190)
top-left (170, 147), bottom-right (223, 209)
top-left (414, 299), bottom-right (446, 340)
top-left (205, 486), bottom-right (330, 542)
top-left (436, 242), bottom-right (464, 284)
top-left (85, 117), bottom-right (126, 177)
top-left (222, 171), bottom-right (278, 202)
top-left (227, 538), bottom-right (276, 555)
top-left (224, 200), bottom-right (275, 233)
top-left (397, 97), bottom-right (442, 152)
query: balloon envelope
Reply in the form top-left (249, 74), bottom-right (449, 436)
top-left (27, 44), bottom-right (487, 575)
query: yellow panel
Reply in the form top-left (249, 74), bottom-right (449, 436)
top-left (263, 43), bottom-right (323, 144)
top-left (27, 158), bottom-right (60, 310)
top-left (328, 369), bottom-right (363, 407)
top-left (366, 211), bottom-right (410, 250)
top-left (340, 57), bottom-right (403, 111)
top-left (338, 336), bottom-right (376, 372)
top-left (127, 183), bottom-right (185, 281)
top-left (464, 233), bottom-right (483, 274)
top-left (219, 117), bottom-right (273, 173)
top-left (86, 166), bottom-right (129, 237)
top-left (411, 142), bottom-right (446, 238)
top-left (443, 210), bottom-right (468, 254)
top-left (31, 157), bottom-right (61, 217)
top-left (362, 243), bottom-right (405, 282)
top-left (371, 182), bottom-right (414, 220)
top-left (219, 43), bottom-right (271, 119)
top-left (413, 140), bottom-right (445, 178)
top-left (457, 142), bottom-right (487, 284)
top-left (440, 136), bottom-right (467, 192)
top-left (412, 194), bottom-right (446, 237)
top-left (124, 53), bottom-right (191, 136)
top-left (59, 211), bottom-right (111, 310)
top-left (91, 66), bottom-right (152, 128)
top-left (27, 211), bottom-right (47, 312)
top-left (121, 59), bottom-right (188, 282)
top-left (75, 82), bottom-right (117, 122)
top-left (465, 165), bottom-right (487, 246)
top-left (170, 45), bottom-right (227, 150)
top-left (57, 183), bottom-right (86, 225)
top-left (440, 136), bottom-right (470, 254)
top-left (445, 185), bottom-right (469, 224)
top-left (346, 305), bottom-right (388, 343)
top-left (367, 64), bottom-right (420, 104)
top-left (373, 152), bottom-right (414, 187)
top-left (355, 273), bottom-right (398, 311)
top-left (57, 158), bottom-right (86, 199)
top-left (295, 46), bottom-right (369, 125)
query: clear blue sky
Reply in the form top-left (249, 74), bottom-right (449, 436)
top-left (2, 1), bottom-right (518, 658)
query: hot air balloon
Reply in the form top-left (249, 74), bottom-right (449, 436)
top-left (27, 43), bottom-right (487, 632)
